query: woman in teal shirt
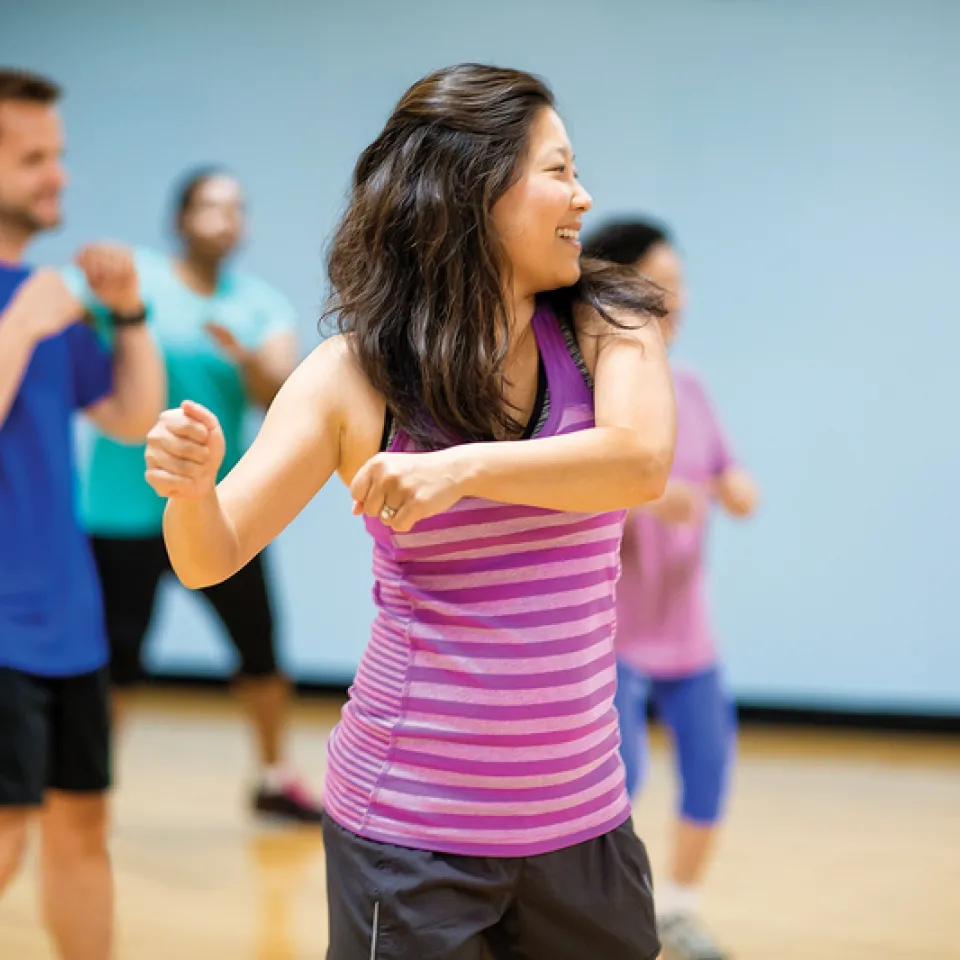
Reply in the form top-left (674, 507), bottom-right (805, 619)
top-left (75, 169), bottom-right (322, 823)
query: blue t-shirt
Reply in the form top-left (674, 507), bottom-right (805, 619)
top-left (0, 263), bottom-right (113, 676)
top-left (65, 247), bottom-right (297, 536)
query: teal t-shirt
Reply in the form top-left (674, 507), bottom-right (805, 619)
top-left (65, 247), bottom-right (297, 536)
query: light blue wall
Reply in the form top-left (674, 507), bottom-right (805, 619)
top-left (5, 0), bottom-right (959, 712)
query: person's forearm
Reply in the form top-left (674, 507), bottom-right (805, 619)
top-left (240, 354), bottom-right (286, 408)
top-left (455, 426), bottom-right (672, 514)
top-left (108, 325), bottom-right (166, 440)
top-left (163, 491), bottom-right (242, 589)
top-left (713, 466), bottom-right (759, 518)
top-left (0, 306), bottom-right (38, 429)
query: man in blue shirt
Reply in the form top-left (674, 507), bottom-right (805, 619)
top-left (0, 69), bottom-right (164, 960)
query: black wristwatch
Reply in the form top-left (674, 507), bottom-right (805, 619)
top-left (109, 305), bottom-right (148, 328)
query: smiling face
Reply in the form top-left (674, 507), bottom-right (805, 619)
top-left (492, 107), bottom-right (593, 301)
top-left (0, 99), bottom-right (66, 245)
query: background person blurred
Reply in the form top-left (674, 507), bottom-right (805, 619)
top-left (69, 168), bottom-right (323, 823)
top-left (585, 218), bottom-right (760, 960)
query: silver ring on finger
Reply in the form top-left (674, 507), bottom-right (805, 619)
top-left (380, 504), bottom-right (398, 523)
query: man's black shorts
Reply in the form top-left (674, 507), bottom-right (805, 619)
top-left (0, 666), bottom-right (111, 805)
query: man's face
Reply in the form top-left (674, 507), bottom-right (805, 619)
top-left (0, 100), bottom-right (67, 241)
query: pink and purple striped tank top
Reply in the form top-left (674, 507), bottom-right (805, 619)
top-left (323, 304), bottom-right (631, 857)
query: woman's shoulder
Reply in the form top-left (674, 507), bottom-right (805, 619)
top-left (303, 331), bottom-right (365, 385)
top-left (570, 298), bottom-right (660, 337)
top-left (566, 298), bottom-right (662, 380)
top-left (300, 333), bottom-right (386, 473)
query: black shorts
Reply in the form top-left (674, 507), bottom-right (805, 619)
top-left (90, 535), bottom-right (278, 687)
top-left (0, 667), bottom-right (111, 806)
top-left (321, 814), bottom-right (660, 960)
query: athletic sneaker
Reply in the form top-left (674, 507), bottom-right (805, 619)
top-left (658, 913), bottom-right (729, 960)
top-left (252, 779), bottom-right (324, 824)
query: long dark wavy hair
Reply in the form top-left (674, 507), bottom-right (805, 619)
top-left (324, 63), bottom-right (665, 448)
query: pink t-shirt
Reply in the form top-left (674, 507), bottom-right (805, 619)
top-left (615, 368), bottom-right (734, 678)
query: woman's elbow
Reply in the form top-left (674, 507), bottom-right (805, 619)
top-left (170, 563), bottom-right (214, 591)
top-left (165, 547), bottom-right (216, 590)
top-left (625, 438), bottom-right (675, 505)
top-left (163, 533), bottom-right (234, 590)
top-left (161, 511), bottom-right (233, 591)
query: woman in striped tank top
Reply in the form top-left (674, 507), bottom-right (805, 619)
top-left (145, 64), bottom-right (676, 960)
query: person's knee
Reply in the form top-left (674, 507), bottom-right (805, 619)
top-left (0, 809), bottom-right (31, 890)
top-left (41, 794), bottom-right (109, 864)
top-left (677, 725), bottom-right (734, 823)
top-left (679, 765), bottom-right (726, 823)
top-left (234, 635), bottom-right (279, 680)
top-left (108, 646), bottom-right (144, 687)
top-left (667, 673), bottom-right (737, 823)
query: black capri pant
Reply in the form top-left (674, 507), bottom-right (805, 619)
top-left (91, 535), bottom-right (278, 686)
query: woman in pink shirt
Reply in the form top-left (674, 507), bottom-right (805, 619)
top-left (143, 67), bottom-right (678, 960)
top-left (584, 220), bottom-right (760, 960)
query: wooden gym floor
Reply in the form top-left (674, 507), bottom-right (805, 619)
top-left (0, 690), bottom-right (957, 959)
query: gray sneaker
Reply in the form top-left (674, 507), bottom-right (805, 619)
top-left (658, 913), bottom-right (729, 960)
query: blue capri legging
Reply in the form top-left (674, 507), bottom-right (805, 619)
top-left (614, 662), bottom-right (736, 824)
